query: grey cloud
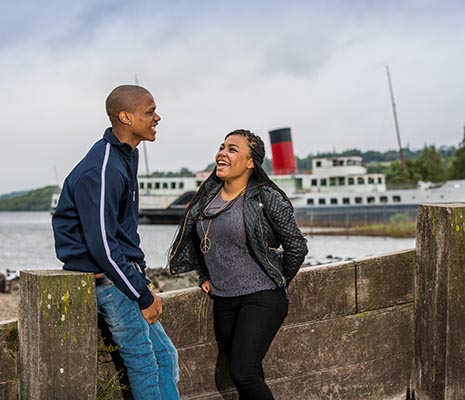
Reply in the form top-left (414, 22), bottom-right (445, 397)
top-left (1, 1), bottom-right (465, 194)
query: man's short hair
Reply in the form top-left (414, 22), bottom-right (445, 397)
top-left (106, 85), bottom-right (151, 122)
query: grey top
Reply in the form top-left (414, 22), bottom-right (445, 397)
top-left (196, 192), bottom-right (276, 297)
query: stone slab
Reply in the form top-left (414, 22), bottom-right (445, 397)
top-left (287, 261), bottom-right (356, 325)
top-left (413, 204), bottom-right (465, 399)
top-left (266, 304), bottom-right (412, 378)
top-left (175, 304), bottom-right (413, 399)
top-left (0, 320), bottom-right (18, 400)
top-left (356, 250), bottom-right (415, 312)
top-left (18, 270), bottom-right (98, 400)
top-left (160, 287), bottom-right (215, 349)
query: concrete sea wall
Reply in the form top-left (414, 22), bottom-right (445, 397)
top-left (0, 251), bottom-right (415, 400)
top-left (162, 250), bottom-right (415, 399)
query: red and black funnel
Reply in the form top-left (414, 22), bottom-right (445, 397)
top-left (269, 128), bottom-right (298, 175)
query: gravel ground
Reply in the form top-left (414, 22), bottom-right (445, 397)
top-left (0, 291), bottom-right (19, 321)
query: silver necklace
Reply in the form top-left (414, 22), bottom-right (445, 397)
top-left (199, 188), bottom-right (246, 254)
top-left (199, 219), bottom-right (213, 254)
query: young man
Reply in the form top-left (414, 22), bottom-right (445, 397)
top-left (52, 85), bottom-right (179, 399)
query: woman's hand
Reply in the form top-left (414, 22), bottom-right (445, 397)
top-left (201, 280), bottom-right (211, 294)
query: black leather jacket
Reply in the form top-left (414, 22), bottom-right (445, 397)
top-left (168, 178), bottom-right (308, 288)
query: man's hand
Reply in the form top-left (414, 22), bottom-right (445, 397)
top-left (141, 288), bottom-right (162, 324)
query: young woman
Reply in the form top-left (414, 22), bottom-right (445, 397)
top-left (169, 129), bottom-right (308, 399)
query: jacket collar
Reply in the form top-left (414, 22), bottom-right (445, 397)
top-left (202, 175), bottom-right (261, 203)
top-left (103, 127), bottom-right (135, 159)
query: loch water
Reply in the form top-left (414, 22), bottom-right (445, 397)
top-left (0, 211), bottom-right (415, 276)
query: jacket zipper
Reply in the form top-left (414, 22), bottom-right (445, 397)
top-left (258, 215), bottom-right (286, 287)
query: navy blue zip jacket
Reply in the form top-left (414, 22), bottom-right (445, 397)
top-left (52, 128), bottom-right (153, 309)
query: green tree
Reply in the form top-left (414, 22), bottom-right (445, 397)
top-left (0, 186), bottom-right (60, 211)
top-left (448, 128), bottom-right (465, 179)
top-left (385, 160), bottom-right (419, 187)
top-left (414, 146), bottom-right (445, 182)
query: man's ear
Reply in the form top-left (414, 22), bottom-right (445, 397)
top-left (118, 111), bottom-right (132, 126)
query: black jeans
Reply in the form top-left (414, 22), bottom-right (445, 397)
top-left (213, 288), bottom-right (288, 400)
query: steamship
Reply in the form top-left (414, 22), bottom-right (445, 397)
top-left (51, 128), bottom-right (465, 226)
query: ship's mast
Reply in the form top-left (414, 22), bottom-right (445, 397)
top-left (135, 74), bottom-right (151, 177)
top-left (386, 65), bottom-right (408, 185)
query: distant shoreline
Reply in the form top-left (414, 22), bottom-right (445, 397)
top-left (302, 223), bottom-right (415, 238)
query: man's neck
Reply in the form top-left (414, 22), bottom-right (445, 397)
top-left (112, 126), bottom-right (140, 149)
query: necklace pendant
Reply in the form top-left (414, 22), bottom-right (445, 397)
top-left (200, 237), bottom-right (212, 254)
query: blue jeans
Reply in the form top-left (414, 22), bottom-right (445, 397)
top-left (96, 280), bottom-right (180, 400)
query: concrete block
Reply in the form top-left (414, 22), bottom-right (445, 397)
top-left (357, 250), bottom-right (415, 312)
top-left (174, 304), bottom-right (413, 399)
top-left (0, 320), bottom-right (18, 400)
top-left (287, 261), bottom-right (356, 325)
top-left (267, 353), bottom-right (410, 400)
top-left (18, 270), bottom-right (97, 400)
top-left (177, 342), bottom-right (229, 398)
top-left (265, 304), bottom-right (412, 379)
top-left (413, 204), bottom-right (465, 399)
top-left (160, 286), bottom-right (215, 349)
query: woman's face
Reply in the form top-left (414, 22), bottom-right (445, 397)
top-left (215, 134), bottom-right (254, 182)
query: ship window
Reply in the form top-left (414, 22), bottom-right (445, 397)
top-left (332, 160), bottom-right (338, 166)
top-left (355, 197), bottom-right (362, 204)
top-left (155, 182), bottom-right (160, 189)
top-left (318, 198), bottom-right (326, 205)
top-left (392, 196), bottom-right (401, 203)
top-left (140, 182), bottom-right (144, 189)
top-left (378, 177), bottom-right (383, 184)
top-left (380, 196), bottom-right (388, 203)
top-left (339, 160), bottom-right (344, 166)
top-left (147, 182), bottom-right (153, 189)
top-left (347, 159), bottom-right (353, 166)
top-left (330, 198), bottom-right (338, 205)
top-left (348, 177), bottom-right (355, 185)
top-left (171, 182), bottom-right (176, 189)
top-left (357, 177), bottom-right (365, 185)
top-left (307, 198), bottom-right (314, 205)
top-left (311, 179), bottom-right (318, 186)
top-left (179, 182), bottom-right (184, 189)
top-left (163, 182), bottom-right (168, 189)
top-left (316, 161), bottom-right (322, 167)
top-left (367, 196), bottom-right (375, 204)
top-left (343, 197), bottom-right (350, 204)
top-left (329, 177), bottom-right (336, 186)
top-left (320, 179), bottom-right (327, 186)
top-left (368, 177), bottom-right (375, 184)
top-left (338, 177), bottom-right (345, 185)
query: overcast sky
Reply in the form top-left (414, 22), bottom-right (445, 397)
top-left (1, 0), bottom-right (464, 194)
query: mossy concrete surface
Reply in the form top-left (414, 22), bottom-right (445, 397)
top-left (412, 204), bottom-right (465, 399)
top-left (18, 270), bottom-right (97, 400)
top-left (0, 320), bottom-right (18, 400)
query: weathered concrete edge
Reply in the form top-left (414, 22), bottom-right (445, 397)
top-left (0, 319), bottom-right (19, 400)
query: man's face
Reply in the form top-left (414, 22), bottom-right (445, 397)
top-left (128, 93), bottom-right (161, 144)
